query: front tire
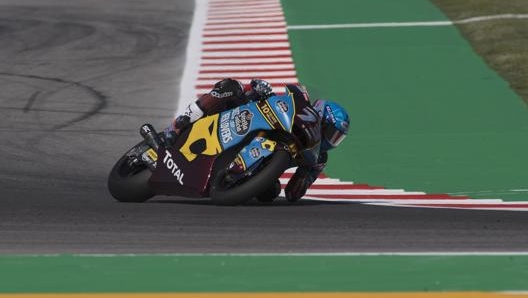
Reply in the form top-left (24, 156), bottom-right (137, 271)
top-left (256, 179), bottom-right (281, 203)
top-left (210, 150), bottom-right (290, 206)
top-left (107, 147), bottom-right (154, 202)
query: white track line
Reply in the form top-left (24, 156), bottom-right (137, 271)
top-left (288, 21), bottom-right (451, 30)
top-left (15, 252), bottom-right (528, 257)
top-left (455, 14), bottom-right (528, 24)
top-left (196, 86), bottom-right (290, 94)
top-left (200, 64), bottom-right (295, 71)
top-left (177, 0), bottom-right (207, 115)
top-left (303, 189), bottom-right (424, 195)
top-left (196, 70), bottom-right (296, 77)
top-left (287, 14), bottom-right (528, 30)
top-left (203, 35), bottom-right (289, 42)
top-left (207, 17), bottom-right (285, 24)
top-left (200, 57), bottom-right (293, 63)
top-left (208, 12), bottom-right (284, 19)
top-left (320, 199), bottom-right (503, 204)
top-left (203, 28), bottom-right (287, 34)
top-left (202, 42), bottom-right (290, 49)
top-left (208, 8), bottom-right (283, 16)
top-left (210, 3), bottom-right (281, 9)
top-left (367, 202), bottom-right (528, 212)
top-left (70, 252), bottom-right (528, 256)
top-left (201, 50), bottom-right (292, 57)
top-left (197, 78), bottom-right (298, 85)
top-left (205, 22), bottom-right (286, 29)
top-left (209, 1), bottom-right (278, 4)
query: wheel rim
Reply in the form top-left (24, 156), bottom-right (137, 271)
top-left (118, 157), bottom-right (147, 177)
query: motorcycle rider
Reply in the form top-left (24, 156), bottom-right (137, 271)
top-left (282, 98), bottom-right (349, 202)
top-left (164, 78), bottom-right (350, 203)
top-left (164, 78), bottom-right (274, 138)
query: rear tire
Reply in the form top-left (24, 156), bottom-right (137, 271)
top-left (210, 150), bottom-right (290, 206)
top-left (107, 146), bottom-right (154, 203)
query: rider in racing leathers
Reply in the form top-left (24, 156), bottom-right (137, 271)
top-left (164, 78), bottom-right (273, 138)
top-left (281, 98), bottom-right (349, 202)
top-left (164, 78), bottom-right (350, 202)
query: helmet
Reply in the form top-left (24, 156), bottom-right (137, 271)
top-left (313, 99), bottom-right (349, 150)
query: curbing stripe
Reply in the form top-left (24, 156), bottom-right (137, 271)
top-left (177, 0), bottom-right (528, 211)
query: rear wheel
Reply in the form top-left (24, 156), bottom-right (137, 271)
top-left (107, 144), bottom-right (154, 202)
top-left (210, 150), bottom-right (290, 206)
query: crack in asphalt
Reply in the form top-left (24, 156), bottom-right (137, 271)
top-left (22, 90), bottom-right (40, 113)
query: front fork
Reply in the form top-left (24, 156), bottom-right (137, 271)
top-left (125, 142), bottom-right (158, 171)
top-left (125, 124), bottom-right (162, 171)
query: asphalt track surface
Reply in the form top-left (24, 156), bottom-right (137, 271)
top-left (1, 0), bottom-right (527, 254)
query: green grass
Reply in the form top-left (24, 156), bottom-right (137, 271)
top-left (2, 255), bottom-right (528, 292)
top-left (430, 0), bottom-right (528, 105)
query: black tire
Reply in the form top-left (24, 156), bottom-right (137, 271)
top-left (256, 179), bottom-right (281, 203)
top-left (107, 146), bottom-right (154, 203)
top-left (210, 150), bottom-right (290, 206)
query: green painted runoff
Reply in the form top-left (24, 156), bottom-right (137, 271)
top-left (281, 0), bottom-right (449, 25)
top-left (282, 0), bottom-right (528, 201)
top-left (1, 255), bottom-right (528, 293)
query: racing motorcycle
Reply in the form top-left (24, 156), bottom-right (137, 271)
top-left (107, 84), bottom-right (321, 205)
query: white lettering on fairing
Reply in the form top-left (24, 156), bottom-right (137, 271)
top-left (220, 113), bottom-right (233, 143)
top-left (163, 150), bottom-right (184, 185)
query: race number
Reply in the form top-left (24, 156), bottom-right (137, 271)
top-left (179, 115), bottom-right (222, 162)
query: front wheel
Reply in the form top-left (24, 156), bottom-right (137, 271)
top-left (210, 150), bottom-right (291, 206)
top-left (107, 144), bottom-right (154, 202)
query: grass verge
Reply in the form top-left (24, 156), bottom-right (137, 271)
top-left (430, 0), bottom-right (528, 105)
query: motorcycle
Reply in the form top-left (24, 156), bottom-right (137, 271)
top-left (107, 84), bottom-right (321, 205)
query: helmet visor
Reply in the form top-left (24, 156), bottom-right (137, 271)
top-left (323, 124), bottom-right (347, 148)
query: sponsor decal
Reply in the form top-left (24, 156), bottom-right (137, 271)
top-left (163, 150), bottom-right (184, 185)
top-left (259, 139), bottom-right (277, 152)
top-left (141, 125), bottom-right (151, 134)
top-left (233, 109), bottom-right (253, 135)
top-left (257, 100), bottom-right (283, 129)
top-left (210, 90), bottom-right (233, 98)
top-left (325, 105), bottom-right (337, 124)
top-left (179, 115), bottom-right (222, 162)
top-left (147, 148), bottom-right (158, 161)
top-left (300, 85), bottom-right (311, 102)
top-left (219, 112), bottom-right (233, 144)
top-left (249, 147), bottom-right (261, 159)
top-left (183, 102), bottom-right (204, 120)
top-left (276, 100), bottom-right (289, 113)
top-left (233, 154), bottom-right (246, 171)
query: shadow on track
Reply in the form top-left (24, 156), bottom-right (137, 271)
top-left (148, 197), bottom-right (345, 207)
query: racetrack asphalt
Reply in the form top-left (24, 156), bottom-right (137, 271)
top-left (1, 0), bottom-right (527, 254)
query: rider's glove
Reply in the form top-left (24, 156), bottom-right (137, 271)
top-left (162, 115), bottom-right (190, 146)
top-left (285, 172), bottom-right (310, 202)
top-left (174, 115), bottom-right (191, 132)
top-left (250, 79), bottom-right (273, 99)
